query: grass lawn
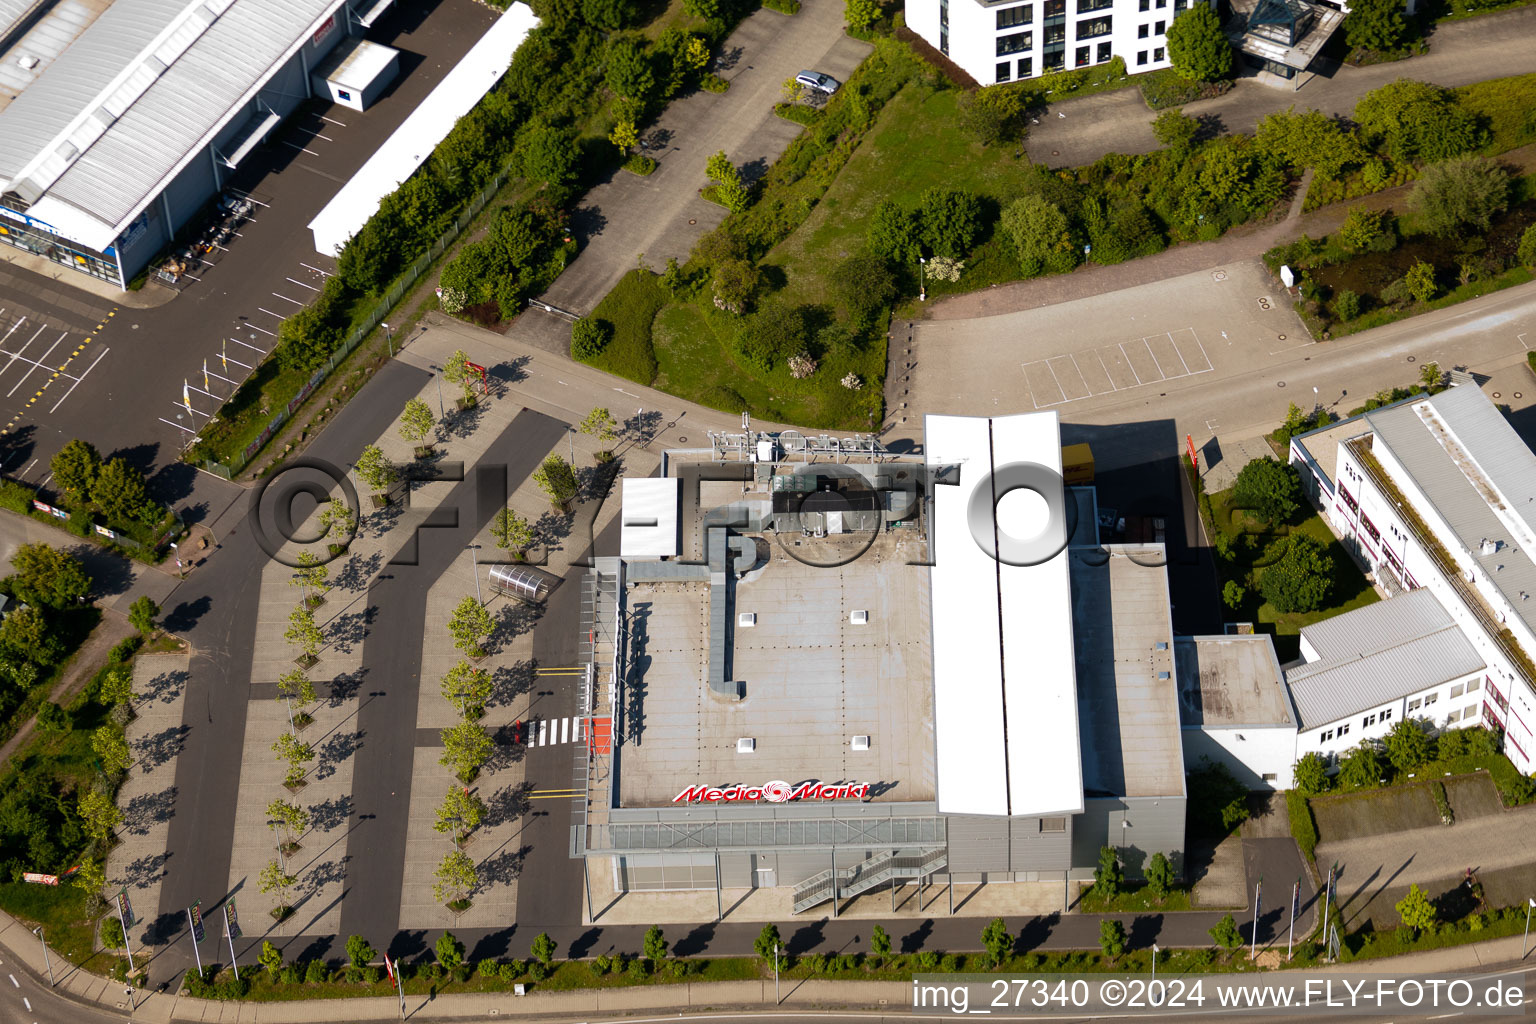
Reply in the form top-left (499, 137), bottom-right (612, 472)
top-left (1208, 488), bottom-right (1378, 660)
top-left (1078, 885), bottom-right (1194, 913)
top-left (761, 82), bottom-right (1031, 309)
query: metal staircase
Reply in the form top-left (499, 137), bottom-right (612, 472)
top-left (791, 848), bottom-right (947, 914)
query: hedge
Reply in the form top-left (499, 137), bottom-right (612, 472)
top-left (1286, 789), bottom-right (1319, 862)
top-left (763, 0), bottom-right (800, 12)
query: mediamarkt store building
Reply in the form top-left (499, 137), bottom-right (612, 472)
top-left (569, 412), bottom-right (1187, 917)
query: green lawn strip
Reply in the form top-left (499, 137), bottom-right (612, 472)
top-left (1286, 789), bottom-right (1320, 862)
top-left (584, 270), bottom-right (667, 385)
top-left (1428, 0), bottom-right (1536, 26)
top-left (1078, 885), bottom-right (1194, 913)
top-left (1324, 266), bottom-right (1534, 339)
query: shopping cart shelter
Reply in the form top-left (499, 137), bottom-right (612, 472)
top-left (0, 0), bottom-right (375, 288)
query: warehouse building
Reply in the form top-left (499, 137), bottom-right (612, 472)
top-left (1288, 383), bottom-right (1536, 771)
top-left (569, 412), bottom-right (1187, 916)
top-left (0, 0), bottom-right (388, 288)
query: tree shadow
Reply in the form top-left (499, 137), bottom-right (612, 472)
top-left (787, 919), bottom-right (826, 955)
top-left (494, 600), bottom-right (542, 646)
top-left (328, 668), bottom-right (365, 705)
top-left (482, 723), bottom-right (527, 772)
top-left (489, 660), bottom-right (536, 707)
top-left (143, 910), bottom-right (183, 946)
top-left (484, 780), bottom-right (533, 827)
top-left (620, 409), bottom-right (664, 445)
top-left (142, 669), bottom-right (188, 705)
top-left (1017, 911), bottom-right (1059, 952)
top-left (533, 510), bottom-right (573, 548)
top-left (478, 844), bottom-right (530, 885)
top-left (322, 605), bottom-right (375, 655)
top-left (313, 730), bottom-right (363, 781)
top-left (162, 595), bottom-right (210, 633)
top-left (308, 794), bottom-right (353, 832)
top-left (568, 205), bottom-right (608, 244)
top-left (134, 724), bottom-right (189, 771)
top-left (332, 551), bottom-right (382, 593)
top-left (713, 45), bottom-right (743, 71)
top-left (123, 851), bottom-right (171, 889)
top-left (901, 918), bottom-right (933, 954)
top-left (123, 785), bottom-right (177, 835)
top-left (675, 921), bottom-right (715, 957)
top-left (492, 355), bottom-right (530, 386)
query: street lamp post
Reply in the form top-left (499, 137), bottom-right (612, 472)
top-left (918, 256), bottom-right (926, 303)
top-left (774, 942), bottom-right (780, 1005)
top-left (33, 926), bottom-right (52, 986)
top-left (1151, 942), bottom-right (1158, 991)
top-left (1525, 897), bottom-right (1535, 959)
top-left (468, 544), bottom-right (483, 606)
top-left (382, 322), bottom-right (394, 357)
top-left (429, 365), bottom-right (445, 418)
top-left (568, 427), bottom-right (576, 466)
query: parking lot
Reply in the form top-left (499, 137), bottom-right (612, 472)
top-left (0, 0), bottom-right (499, 497)
top-left (1022, 328), bottom-right (1215, 408)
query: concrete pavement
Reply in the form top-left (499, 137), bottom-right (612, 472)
top-left (1024, 5), bottom-right (1536, 168)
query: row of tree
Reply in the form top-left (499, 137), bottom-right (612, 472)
top-left (50, 440), bottom-right (167, 538)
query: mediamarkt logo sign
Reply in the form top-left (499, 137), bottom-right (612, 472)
top-left (673, 779), bottom-right (870, 804)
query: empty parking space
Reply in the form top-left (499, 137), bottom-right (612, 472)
top-left (1022, 329), bottom-right (1214, 409)
top-left (0, 307), bottom-right (112, 466)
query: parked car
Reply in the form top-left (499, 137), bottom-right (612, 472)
top-left (795, 70), bottom-right (840, 94)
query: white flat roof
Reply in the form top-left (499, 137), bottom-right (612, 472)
top-left (306, 2), bottom-right (536, 256)
top-left (317, 36), bottom-right (397, 92)
top-left (926, 413), bottom-right (1083, 818)
top-left (620, 477), bottom-right (680, 559)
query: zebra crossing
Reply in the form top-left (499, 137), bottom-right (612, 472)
top-left (531, 716), bottom-right (586, 747)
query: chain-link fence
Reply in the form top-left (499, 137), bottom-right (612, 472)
top-left (200, 167), bottom-right (514, 480)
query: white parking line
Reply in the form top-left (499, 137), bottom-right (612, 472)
top-left (221, 352), bottom-right (254, 370)
top-left (285, 277), bottom-right (320, 292)
top-left (279, 141), bottom-right (320, 156)
top-left (291, 127), bottom-right (333, 142)
top-left (1117, 342), bottom-right (1143, 385)
top-left (299, 262), bottom-right (332, 277)
top-left (272, 292), bottom-right (306, 306)
top-left (242, 323), bottom-right (276, 337)
top-left (256, 307), bottom-right (288, 320)
top-left (1141, 336), bottom-right (1168, 380)
top-left (1168, 333), bottom-right (1192, 376)
top-left (159, 417), bottom-right (196, 434)
top-left (1091, 349), bottom-right (1118, 392)
top-left (229, 336), bottom-right (267, 353)
top-left (0, 316), bottom-right (25, 347)
top-left (50, 346), bottom-right (109, 413)
top-left (6, 332), bottom-right (65, 397)
top-left (170, 400), bottom-right (210, 418)
top-left (0, 323), bottom-right (44, 379)
top-left (318, 114), bottom-right (348, 127)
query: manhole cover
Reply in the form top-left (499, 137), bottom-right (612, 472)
top-left (1494, 392), bottom-right (1502, 399)
top-left (689, 219), bottom-right (696, 225)
top-left (1212, 270), bottom-right (1227, 282)
top-left (1518, 392), bottom-right (1525, 400)
top-left (678, 435), bottom-right (687, 442)
top-left (1277, 381), bottom-right (1287, 388)
top-left (1407, 355), bottom-right (1416, 362)
top-left (1277, 334), bottom-right (1286, 341)
top-left (1052, 150), bottom-right (1059, 155)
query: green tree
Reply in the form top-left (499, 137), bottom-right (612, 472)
top-left (918, 187), bottom-right (983, 258)
top-left (644, 924), bottom-right (668, 963)
top-left (434, 784), bottom-right (486, 843)
top-left (1151, 108), bottom-right (1200, 152)
top-left (533, 455), bottom-right (579, 510)
top-left (267, 798), bottom-right (309, 849)
top-left (0, 605), bottom-right (60, 665)
top-left (492, 508), bottom-right (534, 557)
top-left (661, 256), bottom-right (685, 296)
top-left (845, 0), bottom-right (880, 29)
top-left (604, 38), bottom-right (655, 102)
top-left (1166, 5), bottom-right (1232, 82)
top-left (705, 150), bottom-right (740, 189)
top-left (515, 122), bottom-right (578, 194)
top-left (1420, 361), bottom-right (1442, 389)
top-left (442, 349), bottom-right (479, 405)
top-left (956, 86), bottom-right (1027, 146)
top-left (1333, 289), bottom-right (1362, 321)
top-left (1343, 0), bottom-right (1408, 53)
top-left (272, 732), bottom-right (315, 787)
top-left (434, 849), bottom-right (478, 905)
top-left (50, 439), bottom-right (100, 505)
top-left (276, 668), bottom-right (318, 721)
top-left (1222, 580), bottom-right (1246, 608)
top-left (981, 916), bottom-right (1013, 967)
top-left (436, 931), bottom-right (465, 968)
top-left (440, 721), bottom-right (493, 783)
top-left (1383, 719), bottom-right (1432, 774)
top-left (711, 258), bottom-right (759, 314)
top-left (1353, 80), bottom-right (1485, 164)
top-left (346, 934), bottom-right (376, 971)
top-left (1092, 845), bottom-right (1124, 900)
top-left (1254, 108), bottom-right (1366, 177)
top-left (1338, 205), bottom-right (1390, 252)
top-left (1395, 883), bottom-right (1436, 934)
top-left (79, 788), bottom-right (120, 843)
top-left (754, 923), bottom-right (783, 966)
top-left (93, 457), bottom-right (156, 528)
top-left (284, 606), bottom-right (323, 662)
top-left (399, 398), bottom-right (436, 446)
top-left (10, 543), bottom-right (91, 609)
top-left (448, 596), bottom-right (494, 659)
top-left (100, 664), bottom-right (135, 708)
top-left (583, 0), bottom-right (636, 29)
top-left (128, 595), bottom-right (159, 637)
top-left (1293, 752), bottom-right (1330, 796)
top-left (441, 660), bottom-right (493, 719)
top-left (532, 931), bottom-right (558, 966)
top-left (259, 940), bottom-right (283, 977)
top-left (580, 407), bottom-right (619, 452)
top-left (571, 317), bottom-right (612, 361)
top-left (291, 551), bottom-right (330, 608)
top-left (1146, 851), bottom-right (1175, 899)
top-left (355, 445), bottom-right (396, 495)
top-left (1260, 534), bottom-right (1335, 613)
top-left (260, 859), bottom-right (298, 913)
top-left (1001, 195), bottom-right (1078, 277)
top-left (92, 725), bottom-right (131, 777)
top-left (319, 500), bottom-right (358, 545)
top-left (36, 700), bottom-right (68, 734)
top-left (1519, 225), bottom-right (1536, 269)
top-left (870, 924), bottom-right (891, 960)
top-left (1404, 260), bottom-right (1437, 303)
top-left (1233, 457), bottom-right (1302, 526)
top-left (1209, 913), bottom-right (1243, 951)
top-left (72, 858), bottom-right (106, 913)
top-left (866, 200), bottom-right (920, 265)
top-left (1411, 156), bottom-right (1511, 239)
top-left (835, 252), bottom-right (897, 324)
top-left (1099, 919), bottom-right (1127, 961)
top-left (1338, 742), bottom-right (1383, 789)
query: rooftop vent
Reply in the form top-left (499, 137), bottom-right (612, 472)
top-left (1155, 641), bottom-right (1168, 651)
top-left (737, 737), bottom-right (756, 753)
top-left (1157, 671), bottom-right (1171, 680)
top-left (738, 612), bottom-right (757, 628)
top-left (17, 54), bottom-right (38, 70)
top-left (850, 609), bottom-right (869, 625)
top-left (851, 735), bottom-right (871, 751)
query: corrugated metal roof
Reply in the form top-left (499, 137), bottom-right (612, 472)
top-left (1300, 586), bottom-right (1450, 661)
top-left (0, 0), bottom-right (190, 184)
top-left (0, 0), bottom-right (36, 36)
top-left (1286, 592), bottom-right (1485, 729)
top-left (1366, 385), bottom-right (1536, 643)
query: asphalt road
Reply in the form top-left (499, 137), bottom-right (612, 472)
top-left (337, 408), bottom-right (570, 945)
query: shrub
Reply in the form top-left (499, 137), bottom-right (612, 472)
top-left (1519, 225), bottom-right (1536, 270)
top-left (1294, 751), bottom-right (1330, 795)
top-left (700, 73), bottom-right (729, 93)
top-left (1001, 195), bottom-right (1078, 277)
top-left (101, 915), bottom-right (125, 948)
top-left (1381, 276), bottom-right (1414, 306)
top-left (1338, 206), bottom-right (1390, 252)
top-left (1338, 742), bottom-right (1383, 789)
top-left (1384, 718), bottom-right (1433, 774)
top-left (763, 0), bottom-right (800, 11)
top-left (1287, 788), bottom-right (1319, 861)
top-left (1343, 0), bottom-right (1408, 53)
top-left (1412, 156), bottom-right (1511, 239)
top-left (623, 154), bottom-right (657, 175)
top-left (1333, 289), bottom-right (1362, 321)
top-left (571, 317), bottom-right (613, 360)
top-left (1404, 261), bottom-right (1437, 303)
top-left (1233, 457), bottom-right (1301, 526)
top-left (1354, 80), bottom-right (1486, 164)
top-left (918, 187), bottom-right (983, 258)
top-left (304, 959), bottom-right (328, 983)
top-left (1166, 5), bottom-right (1233, 82)
top-left (867, 200), bottom-right (920, 264)
top-left (1261, 534), bottom-right (1334, 613)
top-left (956, 86), bottom-right (1027, 147)
top-left (1431, 780), bottom-right (1454, 825)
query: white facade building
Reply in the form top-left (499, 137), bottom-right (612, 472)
top-left (1290, 384), bottom-right (1536, 772)
top-left (1176, 634), bottom-right (1298, 790)
top-left (905, 0), bottom-right (1205, 86)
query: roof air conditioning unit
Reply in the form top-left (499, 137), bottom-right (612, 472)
top-left (738, 612), bottom-right (757, 627)
top-left (851, 735), bottom-right (871, 751)
top-left (737, 737), bottom-right (756, 753)
top-left (17, 54), bottom-right (38, 70)
top-left (850, 609), bottom-right (869, 625)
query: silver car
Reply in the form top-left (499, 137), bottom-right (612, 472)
top-left (795, 70), bottom-right (840, 94)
